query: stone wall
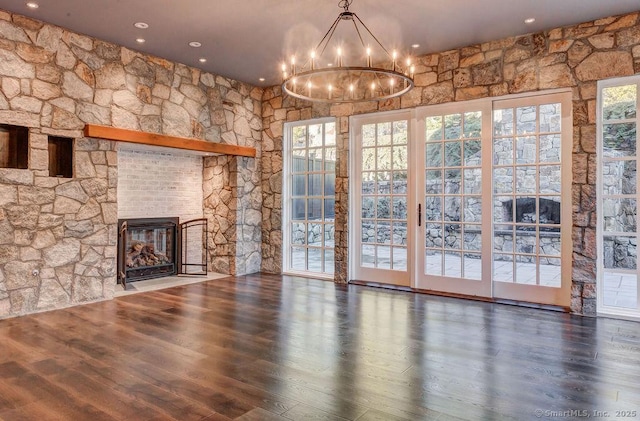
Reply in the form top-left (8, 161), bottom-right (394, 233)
top-left (0, 10), bottom-right (262, 318)
top-left (0, 135), bottom-right (116, 317)
top-left (261, 11), bottom-right (640, 314)
top-left (203, 155), bottom-right (262, 275)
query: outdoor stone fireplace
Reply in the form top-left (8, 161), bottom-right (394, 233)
top-left (501, 197), bottom-right (561, 227)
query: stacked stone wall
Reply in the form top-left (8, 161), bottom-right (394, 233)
top-left (262, 11), bottom-right (640, 314)
top-left (0, 10), bottom-right (262, 318)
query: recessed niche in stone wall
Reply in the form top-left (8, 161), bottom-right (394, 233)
top-left (48, 136), bottom-right (73, 178)
top-left (0, 123), bottom-right (28, 169)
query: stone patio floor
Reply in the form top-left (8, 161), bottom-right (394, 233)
top-left (294, 246), bottom-right (638, 310)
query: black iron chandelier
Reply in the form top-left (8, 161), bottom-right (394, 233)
top-left (281, 0), bottom-right (415, 103)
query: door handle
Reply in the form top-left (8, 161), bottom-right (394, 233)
top-left (418, 203), bottom-right (422, 227)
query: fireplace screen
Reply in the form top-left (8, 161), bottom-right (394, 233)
top-left (118, 218), bottom-right (179, 287)
top-left (117, 217), bottom-right (209, 289)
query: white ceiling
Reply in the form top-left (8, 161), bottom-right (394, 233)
top-left (0, 0), bottom-right (638, 87)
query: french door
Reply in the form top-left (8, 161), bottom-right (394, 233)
top-left (415, 101), bottom-right (493, 297)
top-left (487, 94), bottom-right (572, 306)
top-left (351, 92), bottom-right (572, 307)
top-left (351, 112), bottom-right (413, 286)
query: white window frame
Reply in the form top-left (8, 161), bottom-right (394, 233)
top-left (597, 75), bottom-right (640, 320)
top-left (283, 117), bottom-right (337, 280)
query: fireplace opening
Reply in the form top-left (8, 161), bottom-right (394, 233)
top-left (117, 217), bottom-right (209, 289)
top-left (118, 218), bottom-right (179, 286)
top-left (501, 197), bottom-right (560, 230)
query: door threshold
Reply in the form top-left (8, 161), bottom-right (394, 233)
top-left (349, 280), bottom-right (569, 312)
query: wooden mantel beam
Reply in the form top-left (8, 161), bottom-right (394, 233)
top-left (83, 124), bottom-right (256, 158)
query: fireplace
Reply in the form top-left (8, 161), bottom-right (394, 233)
top-left (501, 198), bottom-right (561, 229)
top-left (117, 217), bottom-right (179, 286)
top-left (117, 217), bottom-right (209, 288)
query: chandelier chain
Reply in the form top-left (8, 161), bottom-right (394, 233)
top-left (338, 0), bottom-right (353, 12)
top-left (314, 14), bottom-right (343, 60)
top-left (352, 13), bottom-right (391, 58)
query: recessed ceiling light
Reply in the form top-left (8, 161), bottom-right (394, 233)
top-left (26, 2), bottom-right (39, 8)
top-left (199, 58), bottom-right (207, 63)
top-left (259, 78), bottom-right (265, 82)
top-left (134, 22), bottom-right (149, 29)
top-left (136, 38), bottom-right (145, 44)
top-left (412, 44), bottom-right (420, 49)
top-left (188, 41), bottom-right (202, 48)
top-left (524, 17), bottom-right (536, 24)
top-left (327, 63), bottom-right (333, 67)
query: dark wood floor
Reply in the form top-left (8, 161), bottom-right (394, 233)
top-left (0, 274), bottom-right (639, 420)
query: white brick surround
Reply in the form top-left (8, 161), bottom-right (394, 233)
top-left (117, 145), bottom-right (204, 221)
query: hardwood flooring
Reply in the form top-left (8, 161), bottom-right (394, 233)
top-left (0, 273), bottom-right (639, 420)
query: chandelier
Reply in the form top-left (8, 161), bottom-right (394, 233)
top-left (281, 0), bottom-right (415, 103)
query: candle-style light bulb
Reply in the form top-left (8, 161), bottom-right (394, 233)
top-left (392, 50), bottom-right (397, 71)
top-left (410, 64), bottom-right (415, 78)
top-left (310, 50), bottom-right (316, 70)
top-left (291, 56), bottom-right (296, 75)
top-left (366, 47), bottom-right (371, 67)
top-left (281, 62), bottom-right (287, 72)
top-left (337, 47), bottom-right (343, 67)
top-left (328, 84), bottom-right (333, 99)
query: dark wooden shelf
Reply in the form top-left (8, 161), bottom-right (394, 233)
top-left (84, 124), bottom-right (256, 158)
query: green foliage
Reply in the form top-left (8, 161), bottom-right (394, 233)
top-left (601, 86), bottom-right (637, 155)
top-left (603, 100), bottom-right (636, 121)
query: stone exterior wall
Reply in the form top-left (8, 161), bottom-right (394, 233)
top-left (261, 11), bottom-right (640, 314)
top-left (0, 10), bottom-right (262, 318)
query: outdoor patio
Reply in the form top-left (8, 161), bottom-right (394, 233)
top-left (293, 245), bottom-right (638, 310)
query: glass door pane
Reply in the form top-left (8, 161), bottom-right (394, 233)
top-left (598, 81), bottom-right (640, 316)
top-left (424, 112), bottom-right (483, 280)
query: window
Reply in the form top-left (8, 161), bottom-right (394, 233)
top-left (283, 118), bottom-right (336, 277)
top-left (0, 123), bottom-right (28, 169)
top-left (598, 77), bottom-right (640, 318)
